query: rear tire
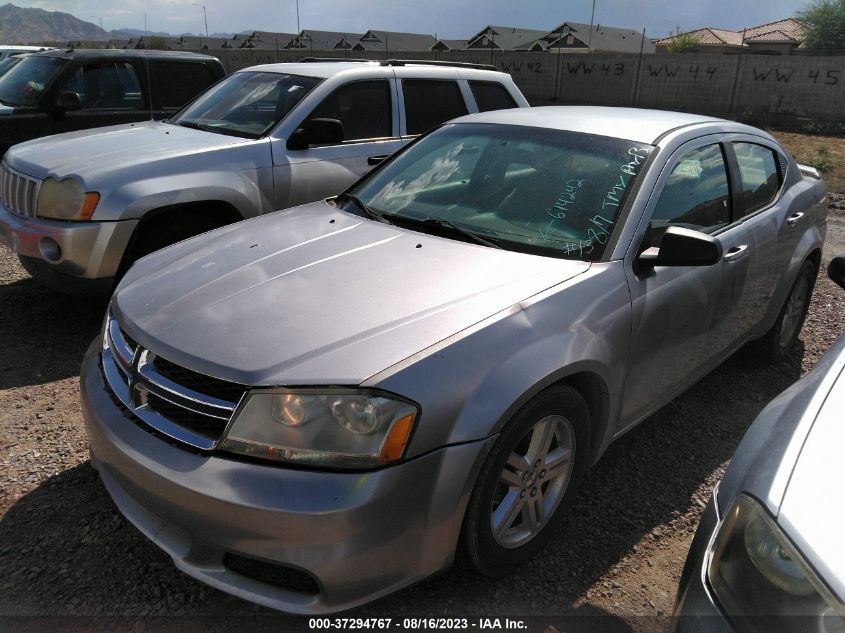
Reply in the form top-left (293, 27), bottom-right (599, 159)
top-left (757, 259), bottom-right (816, 360)
top-left (463, 385), bottom-right (591, 577)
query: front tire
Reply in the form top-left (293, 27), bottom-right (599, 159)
top-left (464, 385), bottom-right (591, 577)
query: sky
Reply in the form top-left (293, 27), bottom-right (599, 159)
top-left (9, 0), bottom-right (813, 39)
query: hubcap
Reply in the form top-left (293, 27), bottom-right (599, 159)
top-left (779, 274), bottom-right (810, 348)
top-left (490, 415), bottom-right (575, 548)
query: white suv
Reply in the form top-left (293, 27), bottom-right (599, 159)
top-left (0, 59), bottom-right (528, 294)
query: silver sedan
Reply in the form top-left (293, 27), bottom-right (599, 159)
top-left (673, 256), bottom-right (845, 632)
top-left (81, 107), bottom-right (827, 613)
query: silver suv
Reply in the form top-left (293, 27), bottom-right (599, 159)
top-left (0, 59), bottom-right (527, 294)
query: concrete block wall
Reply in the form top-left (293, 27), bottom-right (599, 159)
top-left (189, 48), bottom-right (845, 128)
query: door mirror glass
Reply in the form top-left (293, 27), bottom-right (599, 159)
top-left (288, 117), bottom-right (344, 150)
top-left (638, 226), bottom-right (723, 267)
top-left (55, 90), bottom-right (82, 111)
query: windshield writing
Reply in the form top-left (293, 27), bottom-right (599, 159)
top-left (353, 123), bottom-right (653, 260)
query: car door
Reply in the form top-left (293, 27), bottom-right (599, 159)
top-left (726, 138), bottom-right (795, 331)
top-left (621, 138), bottom-right (761, 427)
top-left (52, 60), bottom-right (150, 133)
top-left (271, 76), bottom-right (404, 209)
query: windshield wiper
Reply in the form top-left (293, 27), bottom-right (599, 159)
top-left (411, 216), bottom-right (503, 249)
top-left (175, 120), bottom-right (217, 133)
top-left (380, 214), bottom-right (502, 249)
top-left (338, 192), bottom-right (391, 224)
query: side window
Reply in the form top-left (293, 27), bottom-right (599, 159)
top-left (651, 143), bottom-right (731, 235)
top-left (403, 79), bottom-right (468, 136)
top-left (469, 81), bottom-right (518, 112)
top-left (733, 142), bottom-right (782, 215)
top-left (149, 61), bottom-right (218, 109)
top-left (58, 62), bottom-right (143, 110)
top-left (307, 80), bottom-right (391, 143)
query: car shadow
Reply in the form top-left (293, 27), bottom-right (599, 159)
top-left (0, 343), bottom-right (803, 630)
top-left (0, 274), bottom-right (107, 389)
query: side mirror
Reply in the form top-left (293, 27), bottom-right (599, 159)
top-left (286, 117), bottom-right (344, 150)
top-left (54, 91), bottom-right (82, 112)
top-left (638, 226), bottom-right (723, 267)
top-left (829, 256), bottom-right (845, 290)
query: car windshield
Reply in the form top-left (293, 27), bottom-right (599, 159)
top-left (0, 56), bottom-right (65, 107)
top-left (168, 71), bottom-right (321, 139)
top-left (349, 123), bottom-right (654, 261)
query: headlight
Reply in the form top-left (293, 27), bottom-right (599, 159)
top-left (37, 177), bottom-right (99, 220)
top-left (219, 389), bottom-right (418, 469)
top-left (708, 494), bottom-right (845, 632)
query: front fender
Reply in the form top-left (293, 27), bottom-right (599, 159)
top-left (92, 167), bottom-right (274, 222)
top-left (369, 263), bottom-right (631, 462)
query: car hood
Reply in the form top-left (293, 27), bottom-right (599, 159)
top-left (5, 120), bottom-right (252, 180)
top-left (778, 357), bottom-right (845, 603)
top-left (0, 103), bottom-right (12, 115)
top-left (113, 201), bottom-right (589, 386)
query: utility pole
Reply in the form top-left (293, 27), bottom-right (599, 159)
top-left (588, 0), bottom-right (597, 50)
top-left (296, 0), bottom-right (301, 36)
top-left (193, 4), bottom-right (209, 42)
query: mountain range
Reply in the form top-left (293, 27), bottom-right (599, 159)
top-left (0, 4), bottom-right (248, 44)
top-left (0, 3), bottom-right (110, 43)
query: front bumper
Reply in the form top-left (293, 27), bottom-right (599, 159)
top-left (672, 490), bottom-right (735, 633)
top-left (0, 202), bottom-right (136, 282)
top-left (81, 345), bottom-right (492, 614)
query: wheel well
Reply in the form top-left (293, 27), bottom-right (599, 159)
top-left (553, 371), bottom-right (610, 465)
top-left (136, 200), bottom-right (244, 233)
top-left (119, 201), bottom-right (244, 274)
top-left (807, 248), bottom-right (822, 274)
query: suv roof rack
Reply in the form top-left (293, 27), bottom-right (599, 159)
top-left (381, 59), bottom-right (498, 72)
top-left (298, 57), bottom-right (374, 63)
top-left (296, 57), bottom-right (499, 72)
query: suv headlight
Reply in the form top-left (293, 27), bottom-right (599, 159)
top-left (220, 389), bottom-right (418, 469)
top-left (708, 494), bottom-right (845, 632)
top-left (37, 177), bottom-right (99, 220)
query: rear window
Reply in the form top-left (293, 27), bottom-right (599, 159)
top-left (469, 80), bottom-right (518, 112)
top-left (402, 79), bottom-right (468, 135)
top-left (149, 61), bottom-right (218, 109)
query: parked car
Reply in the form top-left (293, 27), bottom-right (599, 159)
top-left (0, 59), bottom-right (527, 295)
top-left (82, 106), bottom-right (826, 614)
top-left (0, 45), bottom-right (52, 61)
top-left (673, 256), bottom-right (845, 632)
top-left (0, 55), bottom-right (23, 78)
top-left (0, 48), bottom-right (226, 155)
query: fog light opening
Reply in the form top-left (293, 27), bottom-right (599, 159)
top-left (39, 237), bottom-right (62, 262)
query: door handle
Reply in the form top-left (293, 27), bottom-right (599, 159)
top-left (786, 212), bottom-right (805, 226)
top-left (367, 154), bottom-right (389, 166)
top-left (723, 244), bottom-right (750, 262)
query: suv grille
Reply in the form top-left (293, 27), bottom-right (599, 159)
top-left (0, 164), bottom-right (40, 218)
top-left (101, 312), bottom-right (248, 451)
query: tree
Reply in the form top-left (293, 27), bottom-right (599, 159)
top-left (800, 0), bottom-right (845, 52)
top-left (663, 27), bottom-right (701, 53)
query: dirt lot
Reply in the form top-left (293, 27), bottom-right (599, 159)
top-left (1, 200), bottom-right (845, 631)
top-left (771, 130), bottom-right (845, 194)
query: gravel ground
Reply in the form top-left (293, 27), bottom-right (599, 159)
top-left (2, 201), bottom-right (844, 633)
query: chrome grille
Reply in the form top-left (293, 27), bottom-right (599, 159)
top-left (0, 164), bottom-right (40, 218)
top-left (101, 313), bottom-right (248, 450)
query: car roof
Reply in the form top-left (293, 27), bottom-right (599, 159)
top-left (30, 48), bottom-right (219, 62)
top-left (239, 60), bottom-right (509, 80)
top-left (450, 106), bottom-right (741, 144)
